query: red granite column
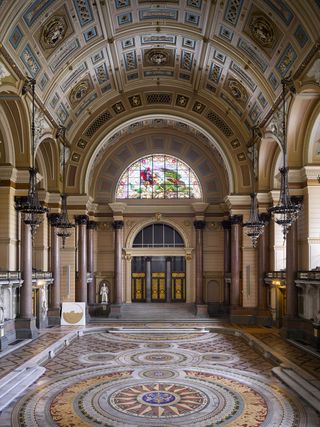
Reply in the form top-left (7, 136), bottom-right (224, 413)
top-left (230, 215), bottom-right (242, 307)
top-left (113, 220), bottom-right (124, 305)
top-left (222, 220), bottom-right (231, 305)
top-left (48, 213), bottom-right (61, 310)
top-left (87, 221), bottom-right (97, 304)
top-left (194, 221), bottom-right (205, 305)
top-left (257, 213), bottom-right (270, 311)
top-left (16, 214), bottom-right (38, 338)
top-left (286, 220), bottom-right (298, 318)
top-left (20, 219), bottom-right (33, 319)
top-left (75, 215), bottom-right (88, 303)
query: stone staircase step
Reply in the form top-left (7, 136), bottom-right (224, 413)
top-left (0, 366), bottom-right (45, 412)
top-left (272, 366), bottom-right (320, 413)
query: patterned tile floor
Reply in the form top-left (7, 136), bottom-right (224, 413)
top-left (0, 322), bottom-right (319, 426)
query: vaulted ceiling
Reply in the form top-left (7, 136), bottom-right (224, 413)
top-left (0, 0), bottom-right (319, 199)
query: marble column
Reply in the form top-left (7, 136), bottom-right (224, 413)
top-left (113, 220), bottom-right (124, 305)
top-left (257, 214), bottom-right (270, 311)
top-left (286, 220), bottom-right (298, 319)
top-left (20, 219), bottom-right (33, 318)
top-left (16, 216), bottom-right (38, 338)
top-left (146, 257), bottom-right (151, 302)
top-left (87, 221), bottom-right (97, 305)
top-left (194, 220), bottom-right (207, 316)
top-left (230, 215), bottom-right (242, 307)
top-left (222, 220), bottom-right (231, 305)
top-left (75, 215), bottom-right (88, 303)
top-left (166, 257), bottom-right (172, 303)
top-left (48, 213), bottom-right (61, 310)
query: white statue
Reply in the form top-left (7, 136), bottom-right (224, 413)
top-left (100, 283), bottom-right (109, 304)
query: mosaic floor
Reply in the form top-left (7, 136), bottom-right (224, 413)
top-left (1, 327), bottom-right (319, 426)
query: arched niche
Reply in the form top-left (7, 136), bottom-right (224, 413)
top-left (36, 137), bottom-right (60, 192)
top-left (68, 113), bottom-right (249, 197)
top-left (91, 131), bottom-right (228, 205)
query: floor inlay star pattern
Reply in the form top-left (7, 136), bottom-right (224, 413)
top-left (2, 330), bottom-right (318, 426)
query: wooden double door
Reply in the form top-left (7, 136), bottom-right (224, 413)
top-left (131, 256), bottom-right (186, 303)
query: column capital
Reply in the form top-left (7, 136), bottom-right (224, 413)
top-left (194, 220), bottom-right (206, 230)
top-left (48, 213), bottom-right (61, 226)
top-left (222, 220), bottom-right (231, 230)
top-left (230, 215), bottom-right (242, 225)
top-left (75, 214), bottom-right (88, 225)
top-left (113, 220), bottom-right (124, 230)
top-left (87, 220), bottom-right (97, 230)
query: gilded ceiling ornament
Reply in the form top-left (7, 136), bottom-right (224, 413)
top-left (227, 79), bottom-right (248, 102)
top-left (146, 49), bottom-right (170, 66)
top-left (41, 16), bottom-right (67, 49)
top-left (249, 15), bottom-right (274, 47)
top-left (69, 79), bottom-right (90, 105)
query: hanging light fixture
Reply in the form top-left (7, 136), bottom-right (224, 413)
top-left (243, 127), bottom-right (265, 248)
top-left (19, 78), bottom-right (48, 237)
top-left (55, 126), bottom-right (74, 248)
top-left (268, 76), bottom-right (302, 238)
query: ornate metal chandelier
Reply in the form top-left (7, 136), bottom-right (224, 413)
top-left (19, 78), bottom-right (48, 237)
top-left (55, 127), bottom-right (74, 248)
top-left (268, 76), bottom-right (302, 239)
top-left (243, 127), bottom-right (265, 248)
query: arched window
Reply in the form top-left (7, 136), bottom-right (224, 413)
top-left (133, 224), bottom-right (184, 247)
top-left (116, 154), bottom-right (202, 199)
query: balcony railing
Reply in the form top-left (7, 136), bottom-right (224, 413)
top-left (296, 271), bottom-right (320, 281)
top-left (265, 271), bottom-right (286, 280)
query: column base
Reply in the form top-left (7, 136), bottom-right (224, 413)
top-left (195, 304), bottom-right (209, 318)
top-left (48, 307), bottom-right (61, 326)
top-left (15, 317), bottom-right (39, 339)
top-left (229, 307), bottom-right (256, 324)
top-left (109, 304), bottom-right (122, 318)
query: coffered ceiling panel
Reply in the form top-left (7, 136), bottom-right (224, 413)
top-left (0, 0), bottom-right (319, 140)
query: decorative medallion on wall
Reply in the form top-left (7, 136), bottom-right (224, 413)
top-left (37, 7), bottom-right (74, 58)
top-left (69, 76), bottom-right (93, 107)
top-left (143, 48), bottom-right (174, 67)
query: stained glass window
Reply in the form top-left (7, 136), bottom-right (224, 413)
top-left (116, 154), bottom-right (202, 199)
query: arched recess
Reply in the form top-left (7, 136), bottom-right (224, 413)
top-left (78, 114), bottom-right (240, 198)
top-left (0, 104), bottom-right (15, 165)
top-left (126, 218), bottom-right (191, 249)
top-left (123, 218), bottom-right (194, 304)
top-left (286, 87), bottom-right (320, 167)
top-left (36, 137), bottom-right (60, 192)
top-left (258, 137), bottom-right (279, 191)
top-left (91, 130), bottom-right (228, 204)
top-left (306, 101), bottom-right (320, 164)
top-left (0, 84), bottom-right (31, 168)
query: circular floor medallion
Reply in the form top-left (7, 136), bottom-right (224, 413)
top-left (131, 351), bottom-right (187, 365)
top-left (140, 369), bottom-right (176, 379)
top-left (109, 382), bottom-right (208, 418)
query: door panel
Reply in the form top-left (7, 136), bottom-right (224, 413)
top-left (151, 272), bottom-right (166, 302)
top-left (171, 272), bottom-right (186, 302)
top-left (132, 273), bottom-right (146, 302)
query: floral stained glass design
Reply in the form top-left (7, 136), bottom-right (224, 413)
top-left (116, 154), bottom-right (202, 199)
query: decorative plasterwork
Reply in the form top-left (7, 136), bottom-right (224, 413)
top-left (84, 114), bottom-right (234, 195)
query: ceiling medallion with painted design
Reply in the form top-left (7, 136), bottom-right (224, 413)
top-left (146, 49), bottom-right (170, 66)
top-left (249, 15), bottom-right (274, 47)
top-left (227, 79), bottom-right (248, 102)
top-left (41, 16), bottom-right (67, 49)
top-left (69, 79), bottom-right (90, 104)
